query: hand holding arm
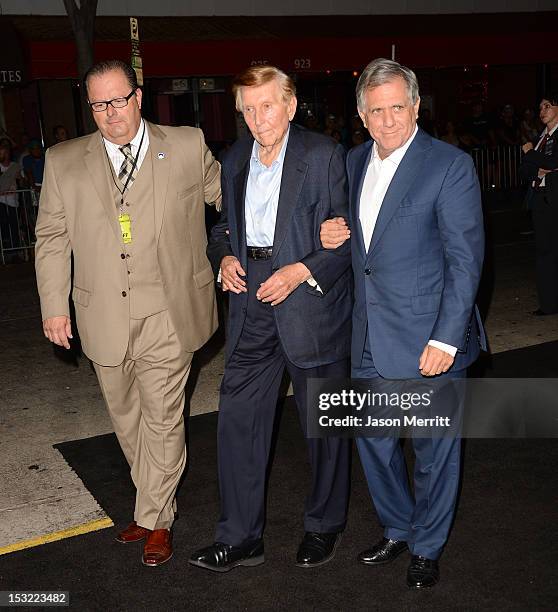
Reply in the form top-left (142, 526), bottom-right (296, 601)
top-left (320, 217), bottom-right (351, 249)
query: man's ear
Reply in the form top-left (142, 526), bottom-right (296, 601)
top-left (358, 109), bottom-right (367, 129)
top-left (288, 95), bottom-right (298, 121)
top-left (414, 96), bottom-right (421, 120)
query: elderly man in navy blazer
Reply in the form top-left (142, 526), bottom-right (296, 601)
top-left (321, 58), bottom-right (486, 588)
top-left (189, 65), bottom-right (352, 572)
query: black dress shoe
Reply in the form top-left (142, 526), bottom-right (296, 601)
top-left (188, 540), bottom-right (264, 573)
top-left (407, 555), bottom-right (440, 588)
top-left (295, 532), bottom-right (341, 568)
top-left (358, 538), bottom-right (408, 565)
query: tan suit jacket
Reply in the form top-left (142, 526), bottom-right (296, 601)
top-left (35, 122), bottom-right (221, 366)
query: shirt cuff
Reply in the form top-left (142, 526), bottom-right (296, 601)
top-left (428, 339), bottom-right (457, 357)
top-left (217, 268), bottom-right (222, 284)
top-left (306, 276), bottom-right (323, 294)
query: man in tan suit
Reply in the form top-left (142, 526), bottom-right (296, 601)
top-left (35, 60), bottom-right (221, 566)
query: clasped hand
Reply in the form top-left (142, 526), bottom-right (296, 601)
top-left (220, 256), bottom-right (311, 306)
top-left (320, 217), bottom-right (351, 249)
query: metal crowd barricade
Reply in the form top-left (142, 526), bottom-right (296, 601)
top-left (470, 145), bottom-right (523, 192)
top-left (0, 188), bottom-right (39, 264)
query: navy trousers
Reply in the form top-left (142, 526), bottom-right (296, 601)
top-left (532, 190), bottom-right (558, 313)
top-left (353, 340), bottom-right (464, 560)
top-left (215, 258), bottom-right (350, 547)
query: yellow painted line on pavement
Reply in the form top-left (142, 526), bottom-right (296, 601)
top-left (0, 517), bottom-right (114, 556)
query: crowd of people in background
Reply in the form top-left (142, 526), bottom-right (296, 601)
top-left (0, 124), bottom-right (69, 261)
top-left (0, 96), bottom-right (548, 264)
top-left (302, 101), bottom-right (545, 153)
top-left (0, 100), bottom-right (545, 185)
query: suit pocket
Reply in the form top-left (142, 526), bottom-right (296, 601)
top-left (411, 292), bottom-right (441, 315)
top-left (72, 286), bottom-right (91, 307)
top-left (194, 265), bottom-right (215, 289)
top-left (396, 197), bottom-right (430, 217)
top-left (178, 183), bottom-right (200, 199)
top-left (304, 282), bottom-right (325, 298)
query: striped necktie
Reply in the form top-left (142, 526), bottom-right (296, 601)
top-left (536, 133), bottom-right (550, 153)
top-left (118, 143), bottom-right (138, 189)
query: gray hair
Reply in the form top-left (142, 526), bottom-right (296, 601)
top-left (356, 58), bottom-right (419, 112)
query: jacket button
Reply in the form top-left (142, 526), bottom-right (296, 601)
top-left (364, 268), bottom-right (371, 275)
top-left (121, 291), bottom-right (127, 297)
top-left (120, 253), bottom-right (125, 259)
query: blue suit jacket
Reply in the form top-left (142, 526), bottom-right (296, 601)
top-left (348, 128), bottom-right (486, 379)
top-left (207, 123), bottom-right (352, 368)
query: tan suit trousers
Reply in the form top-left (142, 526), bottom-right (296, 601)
top-left (93, 310), bottom-right (192, 530)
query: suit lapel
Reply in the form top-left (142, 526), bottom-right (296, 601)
top-left (84, 132), bottom-right (121, 243)
top-left (233, 160), bottom-right (249, 268)
top-left (351, 142), bottom-right (373, 261)
top-left (147, 122), bottom-right (171, 243)
top-left (367, 130), bottom-right (431, 259)
top-left (272, 126), bottom-right (308, 261)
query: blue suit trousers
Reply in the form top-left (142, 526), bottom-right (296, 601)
top-left (353, 340), bottom-right (465, 560)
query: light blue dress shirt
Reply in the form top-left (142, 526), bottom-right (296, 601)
top-left (245, 126), bottom-right (290, 247)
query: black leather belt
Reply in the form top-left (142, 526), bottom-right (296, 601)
top-left (247, 246), bottom-right (273, 260)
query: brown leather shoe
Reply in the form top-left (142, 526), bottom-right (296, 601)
top-left (115, 521), bottom-right (151, 544)
top-left (142, 529), bottom-right (173, 567)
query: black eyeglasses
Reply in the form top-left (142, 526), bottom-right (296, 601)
top-left (88, 89), bottom-right (137, 112)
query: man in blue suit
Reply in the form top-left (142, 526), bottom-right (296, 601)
top-left (190, 65), bottom-right (352, 572)
top-left (321, 58), bottom-right (486, 588)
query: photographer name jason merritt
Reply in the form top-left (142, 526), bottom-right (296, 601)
top-left (318, 415), bottom-right (452, 428)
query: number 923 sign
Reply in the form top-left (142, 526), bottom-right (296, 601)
top-left (294, 58), bottom-right (311, 70)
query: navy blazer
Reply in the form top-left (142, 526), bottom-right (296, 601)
top-left (348, 128), bottom-right (487, 379)
top-left (520, 136), bottom-right (558, 206)
top-left (207, 123), bottom-right (352, 368)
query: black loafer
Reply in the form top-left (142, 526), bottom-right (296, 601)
top-left (407, 555), bottom-right (440, 588)
top-left (358, 538), bottom-right (408, 565)
top-left (296, 532), bottom-right (341, 568)
top-left (188, 540), bottom-right (264, 573)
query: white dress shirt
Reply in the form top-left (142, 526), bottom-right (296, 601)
top-left (359, 126), bottom-right (457, 357)
top-left (245, 126), bottom-right (289, 246)
top-left (103, 119), bottom-right (149, 177)
top-left (359, 126), bottom-right (418, 249)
